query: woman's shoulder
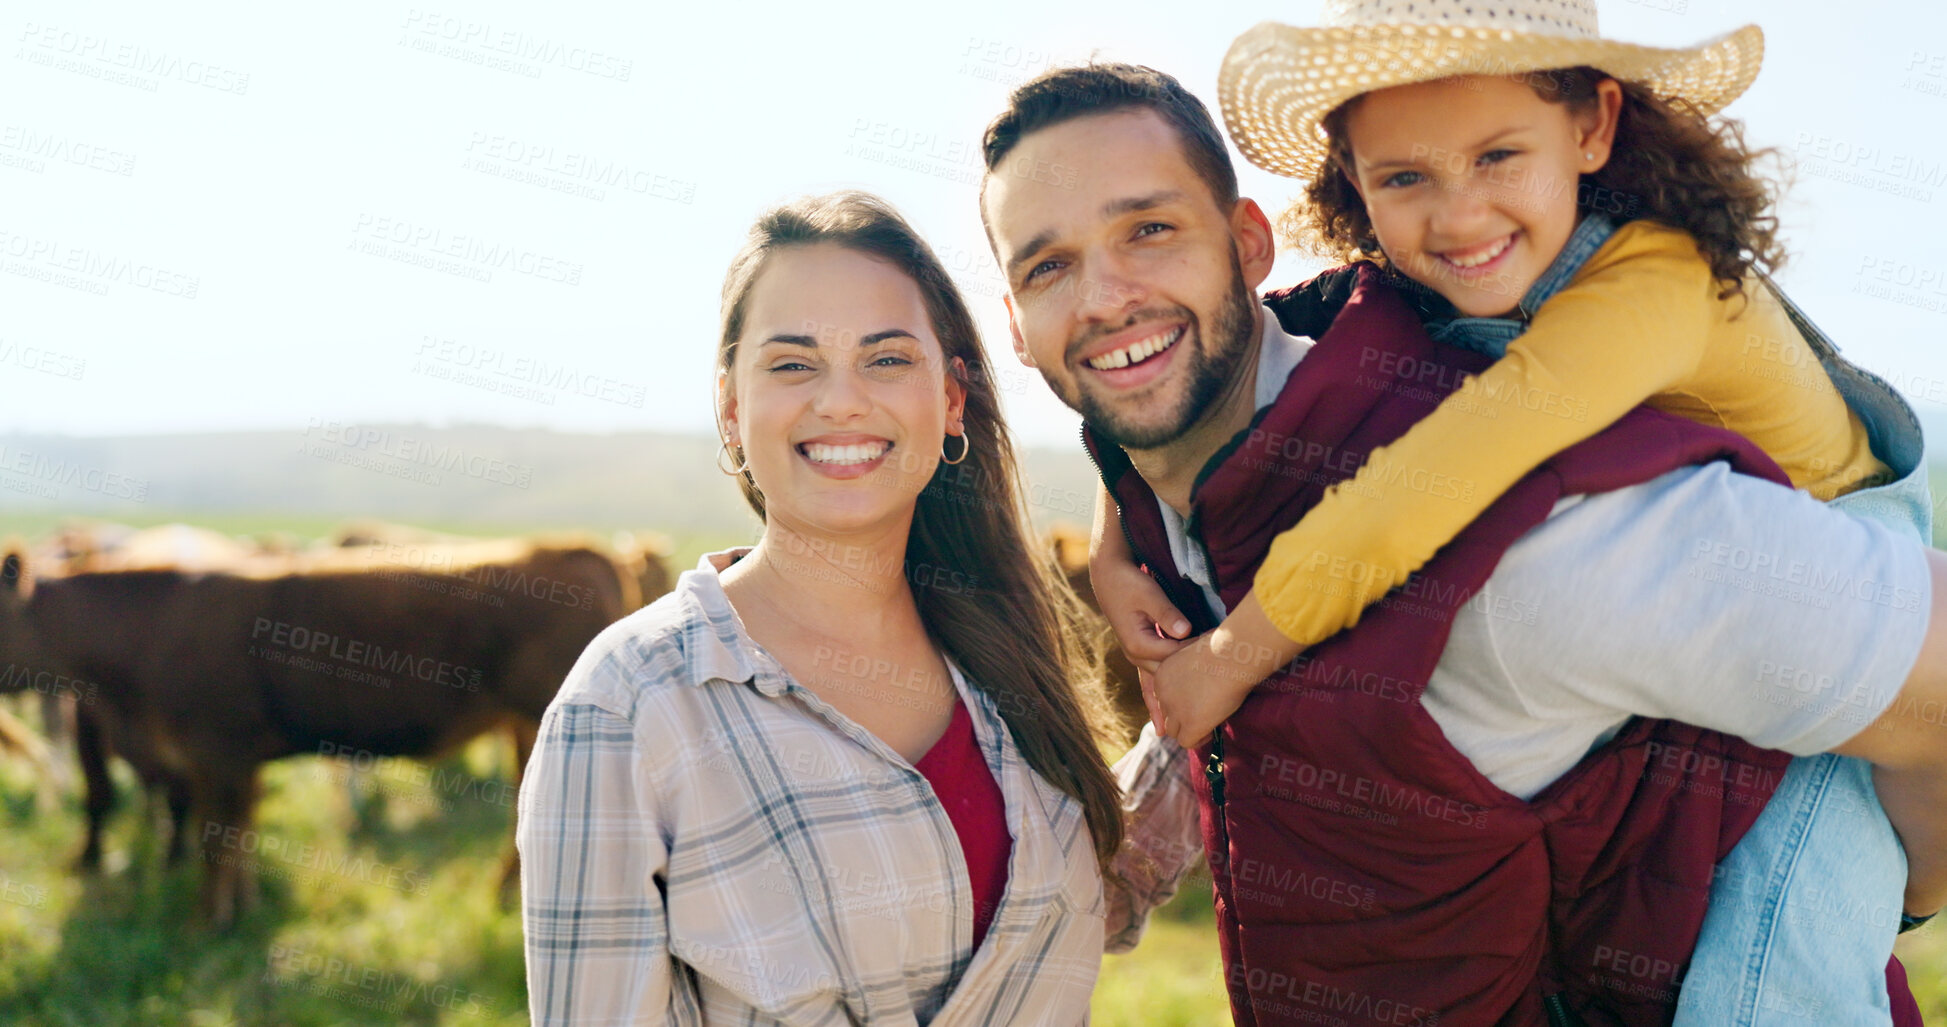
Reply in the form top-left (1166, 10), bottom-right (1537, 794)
top-left (550, 580), bottom-right (743, 722)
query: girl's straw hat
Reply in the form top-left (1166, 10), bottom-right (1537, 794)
top-left (1218, 0), bottom-right (1762, 180)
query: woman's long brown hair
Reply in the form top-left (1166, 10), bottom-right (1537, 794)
top-left (1283, 68), bottom-right (1787, 305)
top-left (716, 191), bottom-right (1126, 865)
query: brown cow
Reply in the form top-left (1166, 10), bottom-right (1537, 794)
top-left (329, 519), bottom-right (484, 549)
top-left (0, 541), bottom-right (635, 928)
top-left (611, 529), bottom-right (676, 609)
top-left (29, 522), bottom-right (276, 790)
top-left (335, 522), bottom-right (675, 610)
top-left (321, 525), bottom-right (664, 856)
top-left (55, 521), bottom-right (290, 574)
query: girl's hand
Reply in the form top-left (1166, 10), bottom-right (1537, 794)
top-left (1150, 591), bottom-right (1306, 745)
top-left (1148, 635), bottom-right (1256, 747)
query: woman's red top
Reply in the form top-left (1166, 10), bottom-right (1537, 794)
top-left (913, 696), bottom-right (1012, 949)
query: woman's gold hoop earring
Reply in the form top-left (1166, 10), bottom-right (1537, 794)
top-left (716, 439), bottom-right (749, 476)
top-left (942, 432), bottom-right (971, 465)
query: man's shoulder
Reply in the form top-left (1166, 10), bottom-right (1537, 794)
top-left (1262, 264), bottom-right (1365, 340)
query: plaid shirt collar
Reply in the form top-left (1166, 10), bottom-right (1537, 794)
top-left (670, 548), bottom-right (1007, 765)
top-left (669, 547), bottom-right (776, 695)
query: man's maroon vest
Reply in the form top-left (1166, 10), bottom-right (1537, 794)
top-left (1085, 264), bottom-right (1915, 1025)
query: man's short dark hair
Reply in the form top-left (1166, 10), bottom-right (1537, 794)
top-left (980, 62), bottom-right (1240, 217)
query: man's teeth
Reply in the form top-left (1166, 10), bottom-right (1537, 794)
top-left (802, 441), bottom-right (890, 465)
top-left (1086, 326), bottom-right (1183, 371)
top-left (1442, 236), bottom-right (1512, 269)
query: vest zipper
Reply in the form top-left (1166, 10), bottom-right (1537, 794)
top-left (1078, 424), bottom-right (1147, 580)
top-left (1544, 993), bottom-right (1586, 1027)
top-left (1183, 509), bottom-right (1228, 809)
top-left (1080, 423), bottom-right (1233, 810)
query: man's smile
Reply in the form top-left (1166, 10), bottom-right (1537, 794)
top-left (1075, 322), bottom-right (1188, 393)
top-left (1083, 325), bottom-right (1183, 370)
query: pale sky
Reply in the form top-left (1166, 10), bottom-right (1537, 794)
top-left (5, 0), bottom-right (1945, 448)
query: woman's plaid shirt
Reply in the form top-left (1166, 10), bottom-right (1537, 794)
top-left (518, 551), bottom-right (1203, 1026)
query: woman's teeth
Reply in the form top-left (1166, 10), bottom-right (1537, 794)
top-left (1086, 326), bottom-right (1183, 370)
top-left (1440, 235), bottom-right (1513, 269)
top-left (801, 441), bottom-right (890, 465)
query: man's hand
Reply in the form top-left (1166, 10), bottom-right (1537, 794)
top-left (1091, 550), bottom-right (1193, 669)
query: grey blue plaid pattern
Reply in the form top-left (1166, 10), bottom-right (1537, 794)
top-left (517, 551), bottom-right (1204, 1025)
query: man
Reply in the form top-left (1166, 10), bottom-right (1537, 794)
top-left (978, 63), bottom-right (1945, 1025)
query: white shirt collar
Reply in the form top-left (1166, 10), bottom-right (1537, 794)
top-left (1158, 303), bottom-right (1315, 617)
top-left (1252, 302), bottom-right (1314, 411)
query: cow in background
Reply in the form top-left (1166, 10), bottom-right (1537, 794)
top-left (32, 521), bottom-right (298, 867)
top-left (52, 520), bottom-right (292, 574)
top-left (611, 529), bottom-right (676, 608)
top-left (321, 525), bottom-right (665, 828)
top-left (333, 521), bottom-right (673, 609)
top-left (0, 540), bottom-right (636, 928)
top-left (27, 522), bottom-right (287, 800)
top-left (329, 520), bottom-right (482, 549)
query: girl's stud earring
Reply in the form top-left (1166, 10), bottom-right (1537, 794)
top-left (1584, 153), bottom-right (1595, 161)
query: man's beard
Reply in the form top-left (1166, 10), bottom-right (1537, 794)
top-left (1061, 255), bottom-right (1256, 452)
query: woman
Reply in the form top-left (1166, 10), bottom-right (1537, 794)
top-left (517, 191), bottom-right (1190, 1025)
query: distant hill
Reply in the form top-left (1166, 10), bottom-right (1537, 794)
top-left (8, 418), bottom-right (1935, 548)
top-left (0, 425), bottom-right (1106, 538)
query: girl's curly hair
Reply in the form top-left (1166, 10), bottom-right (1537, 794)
top-left (1279, 68), bottom-right (1788, 303)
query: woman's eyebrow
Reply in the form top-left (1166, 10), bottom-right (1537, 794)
top-left (760, 329), bottom-right (918, 347)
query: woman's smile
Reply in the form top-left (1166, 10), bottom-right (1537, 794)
top-left (797, 435), bottom-right (894, 479)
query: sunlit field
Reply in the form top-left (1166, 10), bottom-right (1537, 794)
top-left (0, 712), bottom-right (1230, 1026)
top-left (11, 725), bottom-right (1942, 1025)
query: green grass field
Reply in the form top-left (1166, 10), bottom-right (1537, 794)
top-left (8, 731), bottom-right (1945, 1026)
top-left (0, 724), bottom-right (1232, 1026)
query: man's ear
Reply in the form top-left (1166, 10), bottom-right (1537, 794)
top-left (1574, 77), bottom-right (1626, 173)
top-left (1004, 294), bottom-right (1035, 368)
top-left (1231, 197), bottom-right (1278, 292)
